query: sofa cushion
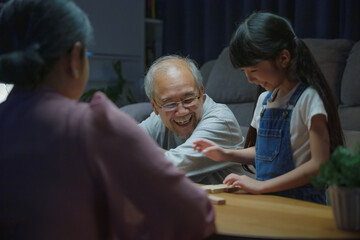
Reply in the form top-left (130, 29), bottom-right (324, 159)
top-left (227, 102), bottom-right (256, 127)
top-left (120, 102), bottom-right (153, 123)
top-left (343, 130), bottom-right (360, 150)
top-left (341, 40), bottom-right (360, 106)
top-left (205, 47), bottom-right (258, 104)
top-left (303, 39), bottom-right (354, 104)
top-left (338, 106), bottom-right (360, 131)
top-left (200, 59), bottom-right (216, 87)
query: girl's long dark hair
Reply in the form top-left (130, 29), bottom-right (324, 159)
top-left (230, 12), bottom-right (344, 172)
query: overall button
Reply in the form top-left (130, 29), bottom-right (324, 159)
top-left (283, 111), bottom-right (288, 119)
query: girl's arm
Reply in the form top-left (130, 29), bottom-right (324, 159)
top-left (193, 139), bottom-right (256, 165)
top-left (225, 114), bottom-right (330, 194)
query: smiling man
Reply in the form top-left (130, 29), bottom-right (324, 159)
top-left (140, 55), bottom-right (253, 184)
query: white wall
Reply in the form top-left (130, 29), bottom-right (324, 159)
top-left (74, 0), bottom-right (146, 101)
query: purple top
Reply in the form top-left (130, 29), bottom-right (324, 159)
top-left (0, 88), bottom-right (215, 239)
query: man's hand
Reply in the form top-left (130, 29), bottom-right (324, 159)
top-left (193, 139), bottom-right (226, 162)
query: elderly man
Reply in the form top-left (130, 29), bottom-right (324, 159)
top-left (140, 55), bottom-right (253, 184)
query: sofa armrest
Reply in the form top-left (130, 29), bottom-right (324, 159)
top-left (343, 130), bottom-right (360, 150)
top-left (120, 102), bottom-right (153, 123)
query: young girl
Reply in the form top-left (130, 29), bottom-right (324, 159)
top-left (193, 12), bottom-right (343, 204)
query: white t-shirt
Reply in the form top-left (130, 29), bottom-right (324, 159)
top-left (251, 84), bottom-right (327, 167)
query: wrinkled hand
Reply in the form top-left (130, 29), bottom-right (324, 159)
top-left (223, 173), bottom-right (264, 194)
top-left (192, 139), bottom-right (226, 162)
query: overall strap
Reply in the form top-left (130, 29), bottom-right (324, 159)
top-left (262, 84), bottom-right (308, 107)
top-left (288, 83), bottom-right (308, 106)
top-left (260, 84), bottom-right (308, 119)
top-left (262, 91), bottom-right (273, 105)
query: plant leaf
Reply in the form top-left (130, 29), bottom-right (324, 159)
top-left (311, 144), bottom-right (360, 188)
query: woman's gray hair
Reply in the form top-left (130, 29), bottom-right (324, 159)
top-left (144, 55), bottom-right (203, 99)
top-left (0, 0), bottom-right (93, 88)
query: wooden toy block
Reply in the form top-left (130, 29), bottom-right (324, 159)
top-left (201, 184), bottom-right (238, 193)
top-left (208, 195), bottom-right (226, 205)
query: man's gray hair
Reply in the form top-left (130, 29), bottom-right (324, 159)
top-left (144, 55), bottom-right (203, 99)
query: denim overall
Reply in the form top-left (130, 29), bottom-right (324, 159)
top-left (255, 84), bottom-right (326, 204)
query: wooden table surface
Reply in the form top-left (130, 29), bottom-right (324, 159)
top-left (212, 190), bottom-right (360, 239)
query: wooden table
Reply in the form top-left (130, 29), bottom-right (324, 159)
top-left (210, 190), bottom-right (360, 239)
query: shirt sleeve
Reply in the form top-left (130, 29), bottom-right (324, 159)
top-left (83, 92), bottom-right (216, 239)
top-left (299, 87), bottom-right (328, 130)
top-left (139, 111), bottom-right (157, 135)
top-left (251, 92), bottom-right (268, 130)
top-left (165, 106), bottom-right (245, 176)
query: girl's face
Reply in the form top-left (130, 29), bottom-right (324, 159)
top-left (241, 50), bottom-right (291, 92)
top-left (241, 60), bottom-right (287, 92)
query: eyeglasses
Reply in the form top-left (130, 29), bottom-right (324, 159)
top-left (155, 95), bottom-right (201, 112)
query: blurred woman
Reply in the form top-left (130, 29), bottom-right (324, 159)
top-left (0, 0), bottom-right (215, 239)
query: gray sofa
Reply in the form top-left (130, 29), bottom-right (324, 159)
top-left (120, 38), bottom-right (360, 149)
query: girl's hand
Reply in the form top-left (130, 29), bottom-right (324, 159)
top-left (223, 173), bottom-right (264, 194)
top-left (192, 139), bottom-right (226, 162)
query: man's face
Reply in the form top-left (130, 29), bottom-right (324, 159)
top-left (151, 62), bottom-right (204, 138)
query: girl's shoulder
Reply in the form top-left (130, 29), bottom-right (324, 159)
top-left (300, 86), bottom-right (322, 102)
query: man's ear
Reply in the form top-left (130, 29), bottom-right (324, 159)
top-left (199, 84), bottom-right (204, 95)
top-left (150, 99), bottom-right (159, 115)
top-left (69, 42), bottom-right (83, 78)
top-left (278, 49), bottom-right (291, 68)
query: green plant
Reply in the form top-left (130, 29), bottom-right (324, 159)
top-left (80, 60), bottom-right (137, 106)
top-left (311, 143), bottom-right (360, 189)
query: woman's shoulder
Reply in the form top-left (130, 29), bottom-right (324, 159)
top-left (88, 91), bottom-right (125, 118)
top-left (83, 91), bottom-right (160, 150)
top-left (87, 91), bottom-right (139, 128)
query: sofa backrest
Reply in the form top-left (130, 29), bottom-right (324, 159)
top-left (203, 47), bottom-right (258, 104)
top-left (302, 39), bottom-right (354, 105)
top-left (201, 39), bottom-right (355, 107)
top-left (341, 40), bottom-right (360, 106)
